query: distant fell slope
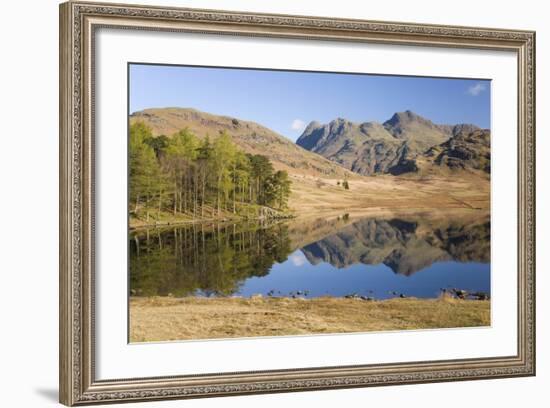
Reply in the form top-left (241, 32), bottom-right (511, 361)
top-left (130, 108), bottom-right (354, 178)
top-left (421, 128), bottom-right (491, 175)
top-left (296, 110), bottom-right (483, 176)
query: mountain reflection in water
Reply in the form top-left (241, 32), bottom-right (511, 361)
top-left (129, 213), bottom-right (490, 299)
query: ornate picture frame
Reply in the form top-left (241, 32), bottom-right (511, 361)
top-left (59, 1), bottom-right (535, 405)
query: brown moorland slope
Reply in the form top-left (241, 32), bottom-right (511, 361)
top-left (131, 107), bottom-right (355, 179)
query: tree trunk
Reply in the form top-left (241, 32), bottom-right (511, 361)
top-left (217, 173), bottom-right (222, 216)
top-left (183, 177), bottom-right (187, 213)
top-left (233, 185), bottom-right (236, 214)
top-left (157, 190), bottom-right (162, 219)
top-left (201, 178), bottom-right (205, 217)
top-left (173, 185), bottom-right (177, 216)
top-left (193, 178), bottom-right (197, 219)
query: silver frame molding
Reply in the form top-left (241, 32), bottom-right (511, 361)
top-left (59, 1), bottom-right (536, 405)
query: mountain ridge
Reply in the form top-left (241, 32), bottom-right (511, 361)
top-left (296, 110), bottom-right (487, 176)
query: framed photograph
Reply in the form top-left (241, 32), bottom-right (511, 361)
top-left (59, 1), bottom-right (535, 405)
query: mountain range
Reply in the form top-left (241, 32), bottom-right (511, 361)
top-left (296, 110), bottom-right (489, 176)
top-left (130, 107), bottom-right (490, 179)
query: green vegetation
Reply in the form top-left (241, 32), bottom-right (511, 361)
top-left (129, 122), bottom-right (292, 224)
top-left (342, 176), bottom-right (349, 190)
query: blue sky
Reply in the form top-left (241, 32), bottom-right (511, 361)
top-left (129, 64), bottom-right (491, 142)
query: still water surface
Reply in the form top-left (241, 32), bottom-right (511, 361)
top-left (129, 214), bottom-right (490, 299)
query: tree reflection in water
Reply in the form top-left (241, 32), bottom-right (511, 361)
top-left (130, 214), bottom-right (490, 298)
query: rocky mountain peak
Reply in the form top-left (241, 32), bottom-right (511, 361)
top-left (297, 111), bottom-right (487, 176)
top-left (383, 110), bottom-right (438, 137)
top-left (303, 120), bottom-right (321, 132)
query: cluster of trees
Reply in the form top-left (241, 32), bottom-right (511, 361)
top-left (129, 122), bottom-right (292, 221)
top-left (336, 180), bottom-right (350, 189)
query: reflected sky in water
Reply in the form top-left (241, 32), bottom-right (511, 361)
top-left (236, 250), bottom-right (489, 299)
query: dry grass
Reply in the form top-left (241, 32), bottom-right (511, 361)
top-left (288, 173), bottom-right (489, 218)
top-left (130, 296), bottom-right (490, 342)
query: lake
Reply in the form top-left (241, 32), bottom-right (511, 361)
top-left (129, 213), bottom-right (490, 300)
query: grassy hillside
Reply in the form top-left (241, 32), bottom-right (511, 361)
top-left (287, 172), bottom-right (489, 217)
top-left (131, 107), bottom-right (355, 179)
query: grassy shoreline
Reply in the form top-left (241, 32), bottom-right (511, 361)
top-left (130, 296), bottom-right (490, 342)
top-left (129, 204), bottom-right (294, 230)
